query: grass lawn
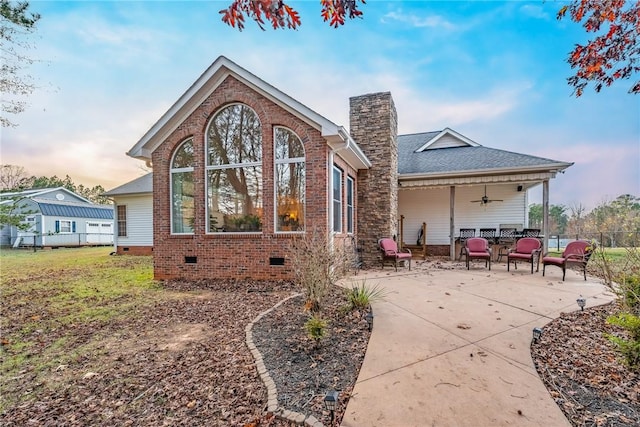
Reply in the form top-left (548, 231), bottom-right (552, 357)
top-left (0, 247), bottom-right (157, 411)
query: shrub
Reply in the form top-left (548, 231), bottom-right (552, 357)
top-left (606, 312), bottom-right (640, 369)
top-left (304, 315), bottom-right (328, 348)
top-left (593, 246), bottom-right (640, 368)
top-left (291, 229), bottom-right (354, 313)
top-left (345, 280), bottom-right (386, 310)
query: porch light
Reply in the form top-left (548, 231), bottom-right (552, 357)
top-left (324, 390), bottom-right (339, 424)
top-left (365, 311), bottom-right (374, 331)
top-left (577, 296), bottom-right (586, 311)
top-left (532, 327), bottom-right (543, 343)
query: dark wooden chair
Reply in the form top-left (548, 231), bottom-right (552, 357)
top-left (520, 228), bottom-right (541, 238)
top-left (464, 237), bottom-right (492, 270)
top-left (496, 228), bottom-right (517, 262)
top-left (507, 237), bottom-right (542, 274)
top-left (542, 240), bottom-right (595, 281)
top-left (479, 228), bottom-right (497, 243)
top-left (379, 238), bottom-right (412, 271)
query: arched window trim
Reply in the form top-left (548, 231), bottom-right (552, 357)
top-left (170, 138), bottom-right (195, 235)
top-left (205, 103), bottom-right (263, 234)
top-left (274, 126), bottom-right (305, 234)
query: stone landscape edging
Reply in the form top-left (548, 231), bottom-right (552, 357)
top-left (245, 292), bottom-right (325, 427)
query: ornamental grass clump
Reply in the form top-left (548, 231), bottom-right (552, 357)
top-left (304, 315), bottom-right (328, 348)
top-left (345, 280), bottom-right (386, 310)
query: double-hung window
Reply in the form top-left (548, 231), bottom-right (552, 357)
top-left (170, 139), bottom-right (195, 234)
top-left (206, 104), bottom-right (263, 232)
top-left (117, 205), bottom-right (127, 237)
top-left (332, 166), bottom-right (343, 233)
top-left (346, 176), bottom-right (354, 234)
top-left (274, 127), bottom-right (305, 232)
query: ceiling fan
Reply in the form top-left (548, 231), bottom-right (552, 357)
top-left (471, 185), bottom-right (503, 205)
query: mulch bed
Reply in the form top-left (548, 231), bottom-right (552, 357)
top-left (531, 302), bottom-right (640, 426)
top-left (3, 272), bottom-right (638, 426)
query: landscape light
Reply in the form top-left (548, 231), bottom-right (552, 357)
top-left (324, 390), bottom-right (339, 424)
top-left (365, 311), bottom-right (374, 331)
top-left (532, 327), bottom-right (543, 343)
top-left (577, 296), bottom-right (586, 311)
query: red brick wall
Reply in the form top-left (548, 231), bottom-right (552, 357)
top-left (151, 76), bottom-right (337, 280)
top-left (116, 246), bottom-right (153, 256)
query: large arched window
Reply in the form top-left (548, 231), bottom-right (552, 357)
top-left (170, 138), bottom-right (194, 234)
top-left (274, 127), bottom-right (305, 232)
top-left (206, 104), bottom-right (263, 232)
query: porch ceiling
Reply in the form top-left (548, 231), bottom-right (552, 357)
top-left (398, 171), bottom-right (558, 189)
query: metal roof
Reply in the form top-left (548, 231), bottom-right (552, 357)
top-left (103, 173), bottom-right (153, 196)
top-left (397, 132), bottom-right (572, 176)
top-left (37, 202), bottom-right (113, 219)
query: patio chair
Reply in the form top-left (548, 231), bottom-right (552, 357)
top-left (379, 238), bottom-right (412, 271)
top-left (464, 237), bottom-right (492, 270)
top-left (496, 228), bottom-right (517, 262)
top-left (457, 228), bottom-right (476, 260)
top-left (542, 240), bottom-right (595, 281)
top-left (507, 237), bottom-right (542, 274)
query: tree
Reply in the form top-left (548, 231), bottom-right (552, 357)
top-left (558, 0), bottom-right (640, 96)
top-left (220, 0), bottom-right (365, 30)
top-left (0, 0), bottom-right (41, 127)
top-left (0, 197), bottom-right (34, 232)
top-left (528, 203), bottom-right (568, 234)
top-left (0, 164), bottom-right (29, 190)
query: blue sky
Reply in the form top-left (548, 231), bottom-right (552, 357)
top-left (3, 0), bottom-right (638, 210)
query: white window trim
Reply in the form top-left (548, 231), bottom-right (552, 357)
top-left (274, 126), bottom-right (305, 234)
top-left (59, 220), bottom-right (72, 234)
top-left (332, 165), bottom-right (343, 233)
top-left (204, 103), bottom-right (263, 234)
top-left (170, 138), bottom-right (195, 235)
top-left (346, 175), bottom-right (355, 234)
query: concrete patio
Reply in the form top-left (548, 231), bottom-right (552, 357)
top-left (340, 259), bottom-right (614, 427)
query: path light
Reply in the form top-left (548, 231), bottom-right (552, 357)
top-left (324, 390), bottom-right (339, 424)
top-left (365, 311), bottom-right (374, 331)
top-left (577, 296), bottom-right (586, 311)
top-left (532, 327), bottom-right (543, 343)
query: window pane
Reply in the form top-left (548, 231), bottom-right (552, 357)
top-left (276, 162), bottom-right (305, 231)
top-left (172, 139), bottom-right (194, 168)
top-left (207, 167), bottom-right (262, 232)
top-left (347, 177), bottom-right (354, 233)
top-left (275, 127), bottom-right (304, 159)
top-left (332, 167), bottom-right (342, 232)
top-left (172, 171), bottom-right (194, 233)
top-left (207, 104), bottom-right (262, 166)
top-left (117, 205), bottom-right (127, 237)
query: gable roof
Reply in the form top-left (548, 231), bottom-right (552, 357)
top-left (127, 56), bottom-right (371, 170)
top-left (35, 199), bottom-right (113, 219)
top-left (414, 127), bottom-right (480, 151)
top-left (0, 187), bottom-right (92, 204)
top-left (103, 173), bottom-right (152, 197)
top-left (398, 130), bottom-right (573, 179)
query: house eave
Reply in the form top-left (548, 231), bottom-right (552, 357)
top-left (399, 162), bottom-right (573, 188)
top-left (127, 56), bottom-right (347, 161)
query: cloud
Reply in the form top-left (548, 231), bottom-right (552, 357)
top-left (381, 9), bottom-right (457, 30)
top-left (519, 4), bottom-right (551, 20)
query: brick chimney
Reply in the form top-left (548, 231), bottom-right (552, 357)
top-left (350, 92), bottom-right (398, 267)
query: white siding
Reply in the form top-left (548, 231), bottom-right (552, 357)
top-left (398, 184), bottom-right (527, 245)
top-left (427, 134), bottom-right (467, 149)
top-left (114, 194), bottom-right (153, 246)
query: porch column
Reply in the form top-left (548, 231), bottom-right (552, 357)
top-left (450, 186), bottom-right (455, 260)
top-left (542, 179), bottom-right (549, 254)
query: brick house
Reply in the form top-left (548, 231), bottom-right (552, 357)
top-left (123, 56), bottom-right (571, 280)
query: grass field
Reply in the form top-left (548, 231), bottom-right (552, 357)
top-left (0, 247), bottom-right (157, 411)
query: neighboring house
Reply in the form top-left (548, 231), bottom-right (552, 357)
top-left (120, 56), bottom-right (571, 280)
top-left (0, 187), bottom-right (114, 248)
top-left (102, 173), bottom-right (153, 255)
